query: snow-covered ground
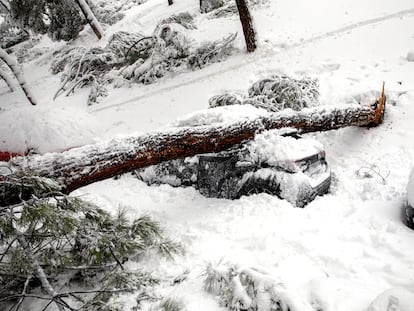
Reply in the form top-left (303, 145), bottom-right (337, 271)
top-left (1, 0), bottom-right (414, 310)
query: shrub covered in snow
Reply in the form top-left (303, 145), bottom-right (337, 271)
top-left (50, 14), bottom-right (237, 104)
top-left (88, 0), bottom-right (147, 25)
top-left (187, 33), bottom-right (237, 70)
top-left (367, 287), bottom-right (414, 311)
top-left (87, 0), bottom-right (125, 26)
top-left (209, 74), bottom-right (320, 112)
top-left (208, 92), bottom-right (244, 108)
top-left (51, 45), bottom-right (119, 104)
top-left (107, 31), bottom-right (155, 64)
top-left (203, 260), bottom-right (312, 311)
top-left (205, 0), bottom-right (270, 18)
top-left (155, 12), bottom-right (197, 31)
top-left (13, 36), bottom-right (49, 63)
top-left (200, 0), bottom-right (225, 14)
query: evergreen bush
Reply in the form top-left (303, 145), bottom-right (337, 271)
top-left (209, 74), bottom-right (320, 112)
top-left (9, 0), bottom-right (85, 41)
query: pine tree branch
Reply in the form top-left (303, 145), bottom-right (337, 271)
top-left (109, 247), bottom-right (124, 270)
top-left (0, 238), bottom-right (17, 263)
top-left (14, 229), bottom-right (67, 311)
top-left (10, 275), bottom-right (31, 311)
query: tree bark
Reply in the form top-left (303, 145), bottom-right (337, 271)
top-left (235, 0), bottom-right (257, 52)
top-left (0, 48), bottom-right (37, 105)
top-left (75, 0), bottom-right (104, 40)
top-left (4, 99), bottom-right (385, 195)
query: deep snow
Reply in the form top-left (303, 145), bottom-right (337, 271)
top-left (1, 0), bottom-right (414, 310)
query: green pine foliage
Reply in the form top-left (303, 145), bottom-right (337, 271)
top-left (0, 176), bottom-right (182, 309)
top-left (9, 0), bottom-right (48, 35)
top-left (47, 0), bottom-right (85, 41)
top-left (202, 261), bottom-right (298, 311)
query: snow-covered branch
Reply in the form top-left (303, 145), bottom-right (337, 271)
top-left (0, 48), bottom-right (38, 105)
top-left (0, 0), bottom-right (10, 11)
top-left (0, 67), bottom-right (15, 92)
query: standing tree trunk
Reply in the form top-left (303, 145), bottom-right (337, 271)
top-left (3, 97), bottom-right (386, 197)
top-left (75, 0), bottom-right (104, 40)
top-left (0, 67), bottom-right (15, 92)
top-left (235, 0), bottom-right (257, 52)
top-left (0, 48), bottom-right (37, 105)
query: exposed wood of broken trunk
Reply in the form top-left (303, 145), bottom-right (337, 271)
top-left (4, 101), bottom-right (385, 195)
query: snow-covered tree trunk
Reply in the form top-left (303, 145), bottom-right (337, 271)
top-left (0, 0), bottom-right (10, 11)
top-left (75, 0), bottom-right (104, 40)
top-left (0, 48), bottom-right (37, 105)
top-left (3, 99), bottom-right (386, 196)
top-left (0, 67), bottom-right (15, 92)
top-left (235, 0), bottom-right (257, 52)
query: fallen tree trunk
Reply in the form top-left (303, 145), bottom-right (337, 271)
top-left (2, 96), bottom-right (385, 197)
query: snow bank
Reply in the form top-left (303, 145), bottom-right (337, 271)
top-left (173, 104), bottom-right (269, 127)
top-left (0, 105), bottom-right (98, 154)
top-left (367, 287), bottom-right (414, 311)
top-left (407, 51), bottom-right (414, 62)
top-left (407, 168), bottom-right (414, 207)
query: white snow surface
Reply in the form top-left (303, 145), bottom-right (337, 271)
top-left (173, 104), bottom-right (268, 127)
top-left (407, 51), bottom-right (414, 62)
top-left (407, 168), bottom-right (414, 207)
top-left (367, 287), bottom-right (414, 311)
top-left (2, 0), bottom-right (414, 310)
top-left (246, 129), bottom-right (324, 163)
top-left (0, 105), bottom-right (98, 153)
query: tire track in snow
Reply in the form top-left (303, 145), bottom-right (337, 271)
top-left (91, 8), bottom-right (414, 113)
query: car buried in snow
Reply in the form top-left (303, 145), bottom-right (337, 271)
top-left (136, 129), bottom-right (331, 207)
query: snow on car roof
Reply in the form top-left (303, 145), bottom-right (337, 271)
top-left (246, 129), bottom-right (324, 163)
